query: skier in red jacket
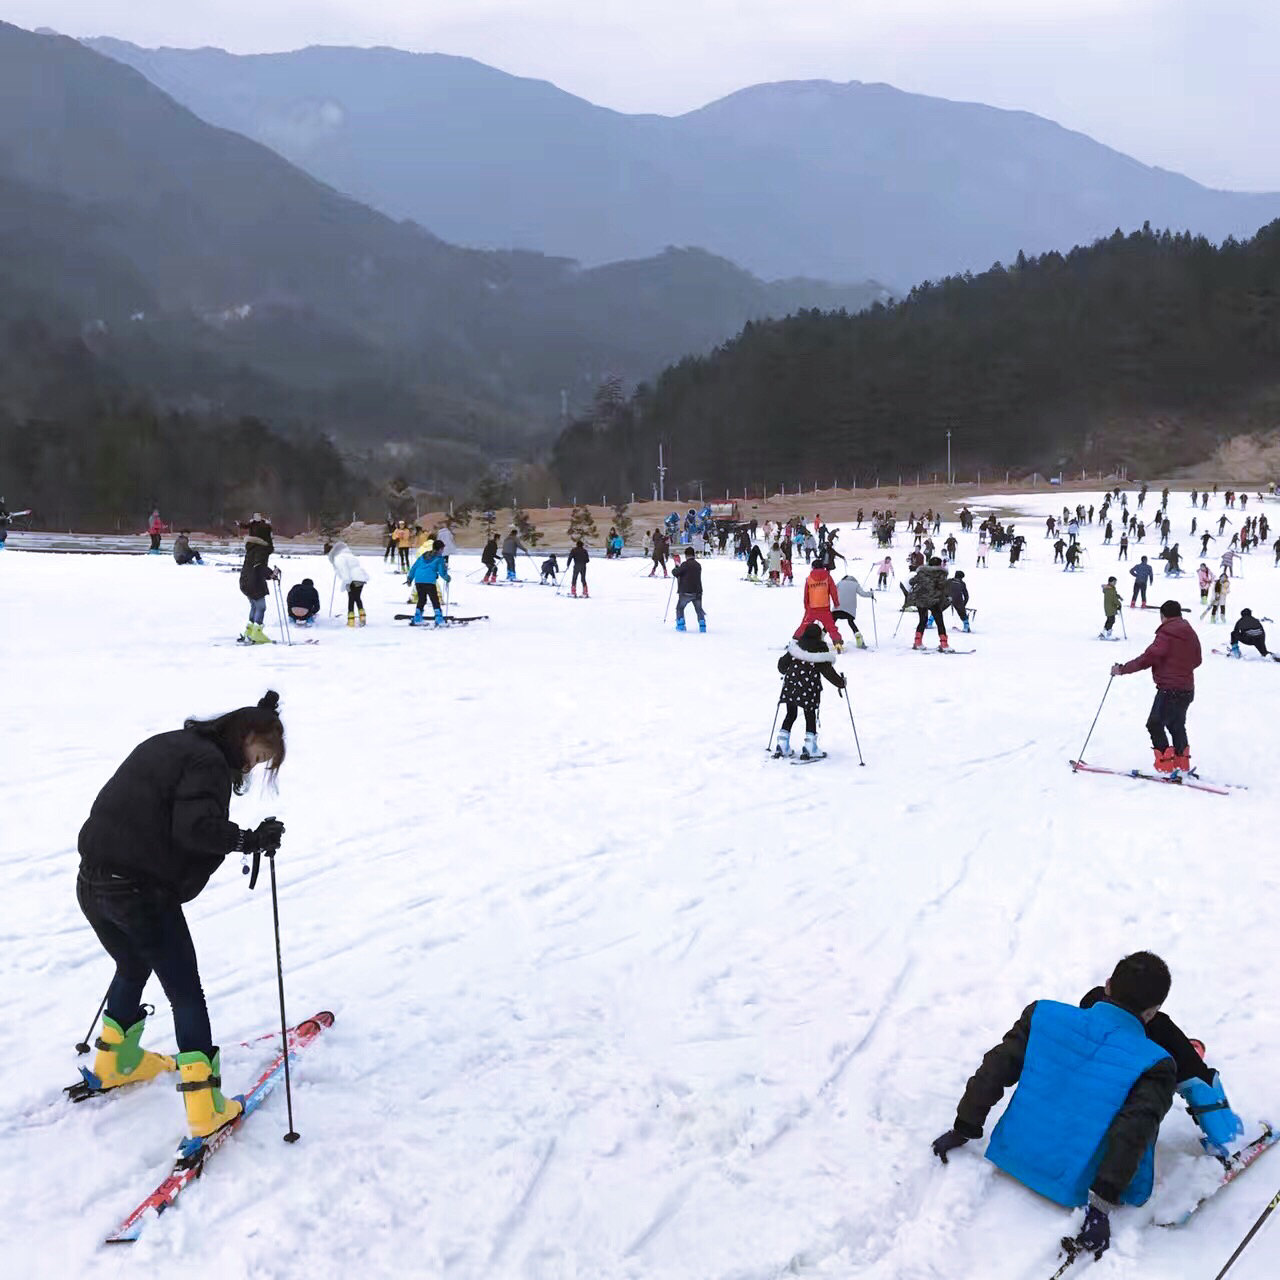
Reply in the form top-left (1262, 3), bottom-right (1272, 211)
top-left (795, 555), bottom-right (842, 649)
top-left (1112, 601), bottom-right (1202, 775)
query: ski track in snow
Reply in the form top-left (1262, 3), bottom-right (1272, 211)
top-left (1, 491), bottom-right (1278, 1279)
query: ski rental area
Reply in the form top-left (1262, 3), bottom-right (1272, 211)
top-left (1, 487), bottom-right (1277, 1280)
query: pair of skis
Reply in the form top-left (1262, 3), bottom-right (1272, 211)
top-left (100, 1011), bottom-right (334, 1244)
top-left (1069, 760), bottom-right (1243, 796)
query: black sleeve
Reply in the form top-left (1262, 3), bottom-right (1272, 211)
top-left (171, 755), bottom-right (240, 862)
top-left (1091, 1057), bottom-right (1177, 1204)
top-left (954, 1003), bottom-right (1036, 1138)
top-left (777, 653), bottom-right (793, 675)
top-left (818, 662), bottom-right (844, 689)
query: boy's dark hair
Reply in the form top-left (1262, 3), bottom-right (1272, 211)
top-left (1108, 951), bottom-right (1171, 1013)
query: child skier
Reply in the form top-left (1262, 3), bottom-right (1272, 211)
top-left (407, 540), bottom-right (451, 625)
top-left (795, 555), bottom-right (843, 648)
top-left (1209, 572), bottom-right (1230, 622)
top-left (767, 540), bottom-right (782, 585)
top-left (73, 692), bottom-right (287, 1140)
top-left (1196, 562), bottom-right (1212, 603)
top-left (876, 556), bottom-right (894, 589)
top-left (947, 570), bottom-right (971, 632)
top-left (774, 622), bottom-right (847, 760)
top-left (1100, 577), bottom-right (1122, 639)
top-left (324, 540), bottom-right (370, 626)
top-left (481, 534), bottom-right (500, 584)
top-left (831, 572), bottom-right (875, 648)
top-left (931, 952), bottom-right (1242, 1264)
top-left (540, 553), bottom-right (559, 585)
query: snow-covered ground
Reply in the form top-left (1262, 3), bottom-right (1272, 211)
top-left (1, 491), bottom-right (1277, 1279)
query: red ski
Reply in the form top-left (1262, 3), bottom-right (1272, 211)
top-left (105, 1011), bottom-right (334, 1244)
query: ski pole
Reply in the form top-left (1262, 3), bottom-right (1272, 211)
top-left (273, 578), bottom-right (293, 646)
top-left (328, 574), bottom-right (337, 617)
top-left (870, 598), bottom-right (879, 649)
top-left (841, 686), bottom-right (865, 765)
top-left (663, 574), bottom-right (677, 622)
top-left (1214, 1184), bottom-right (1280, 1279)
top-left (265, 844), bottom-right (300, 1143)
top-left (76, 989), bottom-right (110, 1054)
top-left (1119, 609), bottom-right (1127, 640)
top-left (767, 697), bottom-right (782, 750)
top-left (1071, 674), bottom-right (1114, 770)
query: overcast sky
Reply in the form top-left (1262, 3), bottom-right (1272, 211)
top-left (11, 0), bottom-right (1278, 190)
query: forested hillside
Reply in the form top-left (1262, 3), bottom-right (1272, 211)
top-left (552, 222), bottom-right (1280, 497)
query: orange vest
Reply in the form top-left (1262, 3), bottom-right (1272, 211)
top-left (806, 572), bottom-right (830, 609)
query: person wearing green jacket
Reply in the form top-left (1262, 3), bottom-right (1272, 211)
top-left (1100, 577), bottom-right (1123, 640)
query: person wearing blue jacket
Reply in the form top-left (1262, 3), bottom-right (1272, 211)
top-left (407, 540), bottom-right (450, 626)
top-left (1129, 555), bottom-right (1154, 607)
top-left (931, 952), bottom-right (1243, 1262)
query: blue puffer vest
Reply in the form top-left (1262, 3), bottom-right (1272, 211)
top-left (985, 1000), bottom-right (1171, 1208)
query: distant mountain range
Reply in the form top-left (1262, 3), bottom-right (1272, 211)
top-left (0, 22), bottom-right (882, 478)
top-left (84, 39), bottom-right (1280, 288)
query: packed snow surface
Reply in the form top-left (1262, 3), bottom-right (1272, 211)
top-left (1, 490), bottom-right (1277, 1279)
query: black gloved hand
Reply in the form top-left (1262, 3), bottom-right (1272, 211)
top-left (242, 818), bottom-right (285, 855)
top-left (931, 1129), bottom-right (968, 1164)
top-left (1063, 1202), bottom-right (1110, 1261)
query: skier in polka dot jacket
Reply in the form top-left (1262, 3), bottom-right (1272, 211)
top-left (774, 622), bottom-right (846, 759)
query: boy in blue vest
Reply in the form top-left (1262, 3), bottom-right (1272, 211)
top-left (931, 952), bottom-right (1242, 1261)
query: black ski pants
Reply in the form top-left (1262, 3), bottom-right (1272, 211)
top-left (398, 546), bottom-right (410, 571)
top-left (347, 581), bottom-right (365, 613)
top-left (77, 866), bottom-right (213, 1057)
top-left (416, 582), bottom-right (441, 612)
top-left (1131, 580), bottom-right (1148, 605)
top-left (917, 606), bottom-right (947, 636)
top-left (1146, 688), bottom-right (1193, 753)
top-left (781, 702), bottom-right (818, 734)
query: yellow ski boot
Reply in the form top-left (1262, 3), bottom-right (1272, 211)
top-left (88, 1012), bottom-right (175, 1091)
top-left (176, 1047), bottom-right (243, 1140)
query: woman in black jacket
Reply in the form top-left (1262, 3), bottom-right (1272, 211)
top-left (238, 515), bottom-right (277, 644)
top-left (75, 692), bottom-right (286, 1140)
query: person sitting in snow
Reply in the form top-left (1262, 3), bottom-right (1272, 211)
top-left (773, 622), bottom-right (846, 760)
top-left (931, 951), bottom-right (1243, 1263)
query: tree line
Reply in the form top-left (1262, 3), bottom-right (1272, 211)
top-left (551, 221), bottom-right (1280, 497)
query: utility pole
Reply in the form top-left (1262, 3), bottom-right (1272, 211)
top-left (946, 428), bottom-right (952, 486)
top-left (657, 443), bottom-right (667, 505)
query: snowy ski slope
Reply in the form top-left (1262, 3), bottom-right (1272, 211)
top-left (0, 490), bottom-right (1276, 1279)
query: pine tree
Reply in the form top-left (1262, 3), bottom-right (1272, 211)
top-left (511, 503), bottom-right (541, 547)
top-left (567, 504), bottom-right (599, 542)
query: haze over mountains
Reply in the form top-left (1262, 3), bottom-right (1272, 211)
top-left (0, 21), bottom-right (881, 473)
top-left (84, 39), bottom-right (1280, 288)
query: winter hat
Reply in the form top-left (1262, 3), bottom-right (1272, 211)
top-left (928, 556), bottom-right (942, 566)
top-left (1241, 608), bottom-right (1253, 618)
top-left (796, 623), bottom-right (827, 653)
top-left (302, 577), bottom-right (313, 587)
top-left (1160, 601), bottom-right (1182, 618)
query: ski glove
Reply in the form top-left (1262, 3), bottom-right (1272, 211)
top-left (931, 1130), bottom-right (968, 1164)
top-left (241, 818), bottom-right (285, 856)
top-left (1064, 1201), bottom-right (1110, 1261)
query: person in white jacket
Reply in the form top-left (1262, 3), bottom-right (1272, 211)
top-left (832, 574), bottom-right (876, 649)
top-left (324, 540), bottom-right (370, 627)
